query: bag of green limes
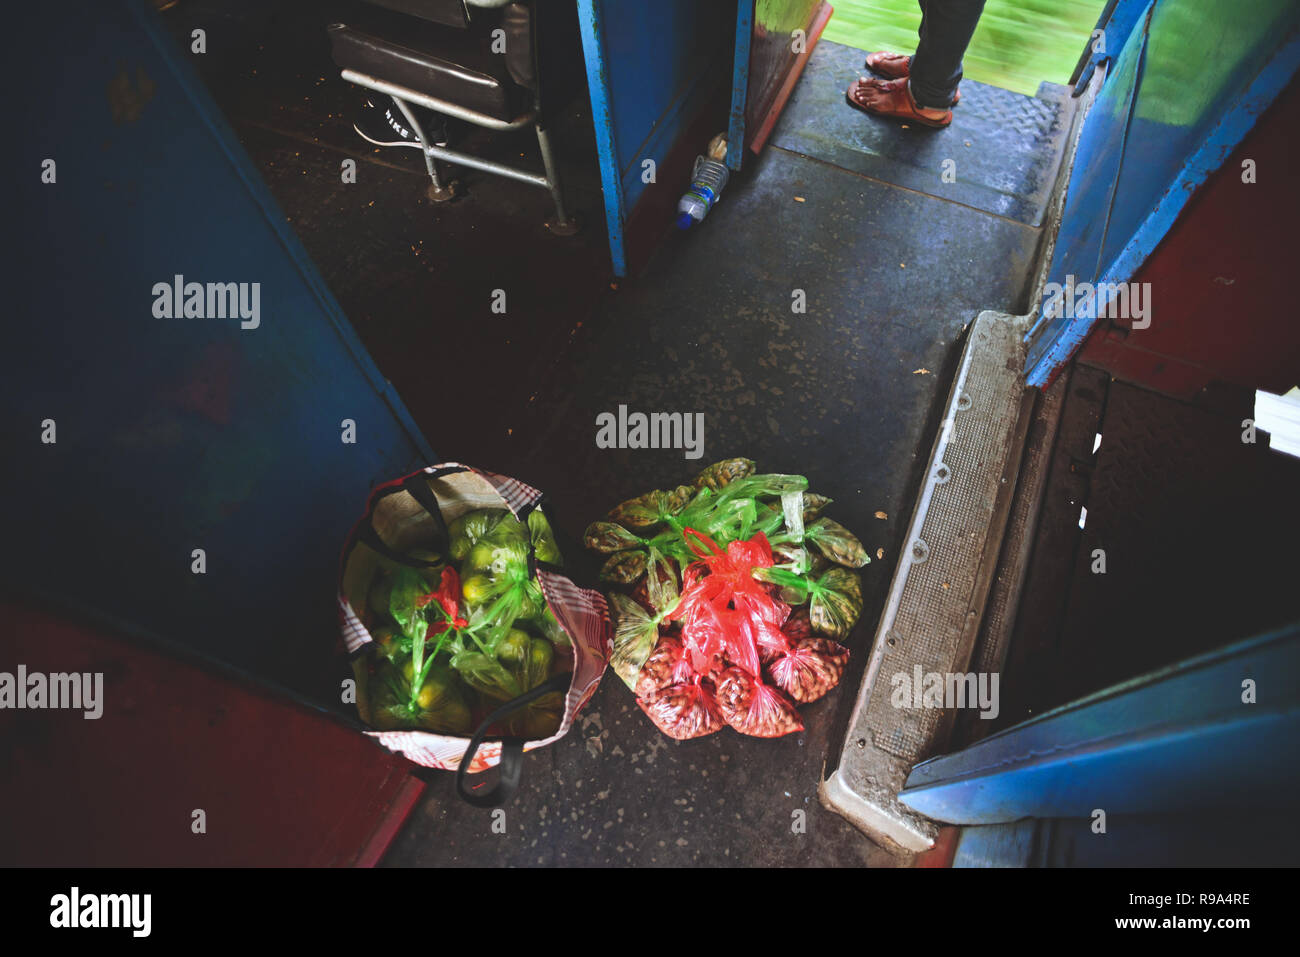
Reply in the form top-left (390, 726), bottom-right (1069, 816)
top-left (337, 464), bottom-right (609, 805)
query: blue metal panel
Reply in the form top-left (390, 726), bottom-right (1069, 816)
top-left (576, 0), bottom-right (628, 276)
top-left (3, 0), bottom-right (433, 705)
top-left (1085, 0), bottom-right (1150, 84)
top-left (727, 0), bottom-right (755, 172)
top-left (618, 70), bottom-right (727, 217)
top-left (576, 0), bottom-right (735, 275)
top-left (602, 2), bottom-right (733, 211)
top-left (1098, 0), bottom-right (1299, 273)
top-left (1022, 3), bottom-right (1151, 349)
top-left (953, 812), bottom-right (1300, 866)
top-left (898, 625), bottom-right (1300, 825)
top-left (1025, 0), bottom-right (1300, 385)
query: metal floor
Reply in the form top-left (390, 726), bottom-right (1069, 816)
top-left (174, 3), bottom-right (1073, 866)
top-left (773, 41), bottom-right (1074, 227)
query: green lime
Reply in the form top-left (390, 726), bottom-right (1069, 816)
top-left (461, 574), bottom-right (496, 606)
top-left (498, 628), bottom-right (532, 668)
top-left (468, 541), bottom-right (498, 572)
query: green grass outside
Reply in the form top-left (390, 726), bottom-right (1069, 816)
top-left (821, 0), bottom-right (1109, 96)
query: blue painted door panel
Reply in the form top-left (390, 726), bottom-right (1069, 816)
top-left (1097, 0), bottom-right (1300, 273)
top-left (3, 1), bottom-right (434, 706)
top-left (1024, 4), bottom-right (1150, 348)
top-left (727, 1), bottom-right (755, 171)
top-left (1025, 0), bottom-right (1300, 384)
top-left (603, 1), bottom-right (733, 214)
top-left (899, 626), bottom-right (1300, 824)
top-left (577, 0), bottom-right (736, 275)
top-left (953, 812), bottom-right (1300, 866)
top-left (1079, 0), bottom-right (1150, 89)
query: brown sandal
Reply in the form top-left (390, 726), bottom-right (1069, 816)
top-left (845, 77), bottom-right (952, 129)
top-left (863, 51), bottom-right (961, 105)
top-left (864, 51), bottom-right (910, 78)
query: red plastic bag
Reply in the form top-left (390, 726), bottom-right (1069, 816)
top-left (763, 607), bottom-right (811, 664)
top-left (627, 528), bottom-right (846, 740)
top-left (634, 635), bottom-right (693, 698)
top-left (715, 667), bottom-right (803, 737)
top-left (671, 529), bottom-right (789, 677)
top-left (781, 607), bottom-right (814, 642)
top-left (638, 680), bottom-right (725, 739)
top-left (767, 637), bottom-right (849, 704)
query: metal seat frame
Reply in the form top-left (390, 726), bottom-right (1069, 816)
top-left (335, 9), bottom-right (575, 232)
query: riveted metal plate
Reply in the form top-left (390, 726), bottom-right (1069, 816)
top-left (821, 310), bottom-right (1031, 852)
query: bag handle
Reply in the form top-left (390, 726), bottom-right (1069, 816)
top-left (354, 473), bottom-right (452, 569)
top-left (456, 672), bottom-right (571, 807)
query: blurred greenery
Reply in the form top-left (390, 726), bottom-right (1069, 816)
top-left (822, 0), bottom-right (1108, 96)
top-left (1134, 0), bottom-right (1294, 126)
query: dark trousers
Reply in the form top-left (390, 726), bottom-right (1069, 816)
top-left (909, 0), bottom-right (988, 109)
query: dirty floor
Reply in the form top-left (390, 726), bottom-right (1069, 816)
top-left (169, 3), bottom-right (1072, 866)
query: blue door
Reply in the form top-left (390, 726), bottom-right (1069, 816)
top-left (4, 0), bottom-right (435, 707)
top-left (1024, 0), bottom-right (1300, 386)
top-left (893, 0), bottom-right (1300, 854)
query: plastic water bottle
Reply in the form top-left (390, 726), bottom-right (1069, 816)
top-left (676, 154), bottom-right (730, 229)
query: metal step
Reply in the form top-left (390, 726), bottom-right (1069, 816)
top-left (771, 40), bottom-right (1078, 227)
top-left (820, 309), bottom-right (1034, 852)
top-left (817, 56), bottom-right (1103, 856)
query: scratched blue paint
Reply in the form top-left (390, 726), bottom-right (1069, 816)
top-left (1026, 0), bottom-right (1300, 385)
top-left (4, 0), bottom-right (434, 705)
top-left (727, 1), bottom-right (755, 171)
top-left (1024, 5), bottom-right (1150, 347)
top-left (1068, 0), bottom-right (1145, 103)
top-left (951, 813), bottom-right (1296, 866)
top-left (576, 0), bottom-right (628, 277)
top-left (899, 625), bottom-right (1300, 824)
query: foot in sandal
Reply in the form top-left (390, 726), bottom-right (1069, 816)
top-left (864, 51), bottom-right (911, 78)
top-left (845, 76), bottom-right (952, 129)
top-left (864, 51), bottom-right (960, 105)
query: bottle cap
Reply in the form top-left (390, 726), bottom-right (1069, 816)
top-left (676, 212), bottom-right (696, 230)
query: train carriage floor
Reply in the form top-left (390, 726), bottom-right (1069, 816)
top-left (173, 1), bottom-right (1094, 865)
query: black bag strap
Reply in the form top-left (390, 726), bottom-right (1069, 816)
top-left (399, 472), bottom-right (452, 544)
top-left (456, 672), bottom-right (571, 807)
top-left (353, 472), bottom-right (451, 569)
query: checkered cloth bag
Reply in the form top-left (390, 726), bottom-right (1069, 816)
top-left (338, 463), bottom-right (609, 805)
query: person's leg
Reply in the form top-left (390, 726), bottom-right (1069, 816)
top-left (864, 0), bottom-right (961, 104)
top-left (915, 0), bottom-right (929, 71)
top-left (908, 0), bottom-right (986, 110)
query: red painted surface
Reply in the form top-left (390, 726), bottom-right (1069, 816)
top-left (1077, 78), bottom-right (1300, 399)
top-left (0, 600), bottom-right (424, 867)
top-left (914, 826), bottom-right (959, 868)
